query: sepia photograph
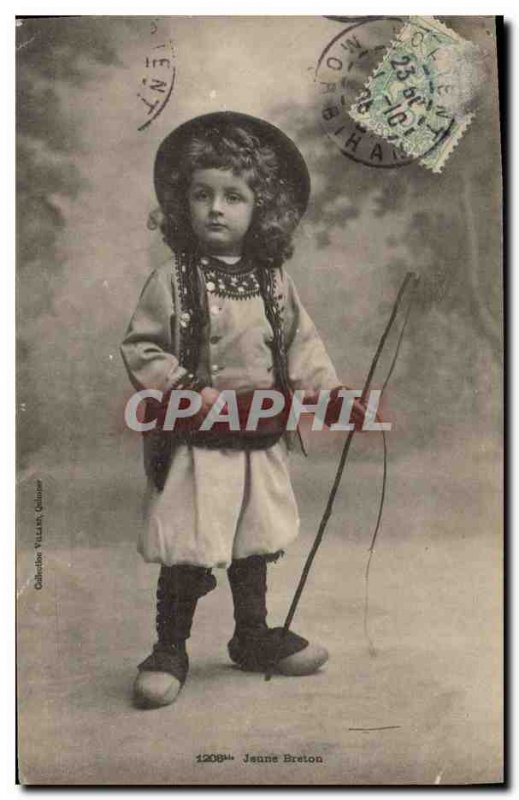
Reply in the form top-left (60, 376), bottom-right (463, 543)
top-left (16, 14), bottom-right (503, 785)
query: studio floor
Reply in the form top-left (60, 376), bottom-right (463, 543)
top-left (16, 446), bottom-right (503, 785)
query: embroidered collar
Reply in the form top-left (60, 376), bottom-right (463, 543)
top-left (198, 255), bottom-right (261, 300)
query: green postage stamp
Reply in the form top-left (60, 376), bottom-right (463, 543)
top-left (349, 16), bottom-right (479, 173)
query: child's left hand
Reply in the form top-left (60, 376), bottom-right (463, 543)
top-left (350, 395), bottom-right (382, 430)
top-left (339, 388), bottom-right (386, 430)
top-left (305, 387), bottom-right (386, 431)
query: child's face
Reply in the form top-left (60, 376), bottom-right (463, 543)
top-left (188, 168), bottom-right (255, 256)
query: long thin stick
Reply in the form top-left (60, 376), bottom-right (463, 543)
top-left (264, 272), bottom-right (418, 680)
top-left (363, 286), bottom-right (418, 654)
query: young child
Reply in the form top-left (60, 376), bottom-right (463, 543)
top-left (121, 112), bottom-right (365, 709)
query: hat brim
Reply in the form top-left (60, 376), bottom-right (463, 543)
top-left (154, 111), bottom-right (310, 217)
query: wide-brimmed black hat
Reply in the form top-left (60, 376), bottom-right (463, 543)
top-left (154, 111), bottom-right (310, 217)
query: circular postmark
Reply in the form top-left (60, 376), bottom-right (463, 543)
top-left (315, 17), bottom-right (415, 168)
top-left (316, 17), bottom-right (472, 173)
top-left (137, 19), bottom-right (176, 132)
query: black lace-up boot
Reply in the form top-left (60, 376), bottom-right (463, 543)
top-left (134, 565), bottom-right (216, 708)
top-left (227, 554), bottom-right (329, 676)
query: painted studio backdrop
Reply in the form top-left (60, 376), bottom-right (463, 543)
top-left (16, 16), bottom-right (502, 785)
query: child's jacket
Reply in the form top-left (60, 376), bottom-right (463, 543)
top-left (121, 252), bottom-right (339, 484)
top-left (121, 251), bottom-right (339, 567)
top-left (121, 253), bottom-right (338, 394)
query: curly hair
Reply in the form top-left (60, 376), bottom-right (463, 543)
top-left (149, 124), bottom-right (302, 265)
